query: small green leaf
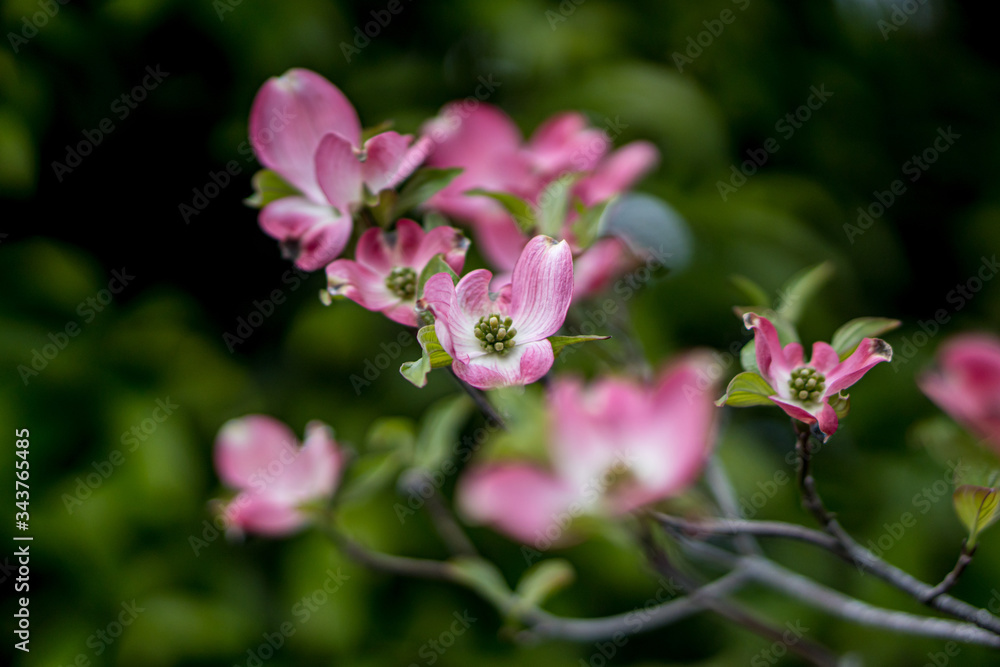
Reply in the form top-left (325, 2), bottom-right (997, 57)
top-left (830, 317), bottom-right (901, 359)
top-left (740, 340), bottom-right (758, 374)
top-left (954, 485), bottom-right (1000, 548)
top-left (244, 169), bottom-right (298, 208)
top-left (449, 557), bottom-right (514, 611)
top-left (368, 189), bottom-right (399, 227)
top-left (549, 334), bottom-right (611, 358)
top-left (776, 261), bottom-right (835, 324)
top-left (537, 176), bottom-right (578, 238)
top-left (400, 325), bottom-right (454, 388)
top-left (571, 197), bottom-right (614, 250)
top-left (416, 252), bottom-right (460, 302)
top-left (394, 167), bottom-right (463, 215)
top-left (413, 395), bottom-right (473, 471)
top-left (717, 372), bottom-right (776, 408)
top-left (423, 211), bottom-right (450, 230)
top-left (466, 189), bottom-right (536, 233)
top-left (829, 391), bottom-right (851, 419)
top-left (514, 559), bottom-right (575, 609)
top-left (731, 275), bottom-right (771, 309)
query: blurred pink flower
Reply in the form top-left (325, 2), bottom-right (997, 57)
top-left (422, 235), bottom-right (573, 389)
top-left (421, 104), bottom-right (658, 295)
top-left (214, 415), bottom-right (343, 536)
top-left (745, 312), bottom-right (892, 439)
top-left (250, 68), bottom-right (429, 270)
top-left (325, 219), bottom-right (468, 326)
top-left (457, 355), bottom-right (719, 546)
top-left (919, 334), bottom-right (1000, 452)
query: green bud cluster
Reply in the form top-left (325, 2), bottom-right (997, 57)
top-left (385, 266), bottom-right (417, 300)
top-left (474, 313), bottom-right (517, 355)
top-left (788, 366), bottom-right (826, 403)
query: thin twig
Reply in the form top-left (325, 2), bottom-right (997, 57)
top-left (449, 369), bottom-right (507, 430)
top-left (924, 544), bottom-right (977, 603)
top-left (677, 537), bottom-right (1000, 649)
top-left (793, 426), bottom-right (1000, 635)
top-left (639, 523), bottom-right (840, 667)
top-left (653, 513), bottom-right (841, 552)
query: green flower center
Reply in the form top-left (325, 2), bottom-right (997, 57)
top-left (474, 313), bottom-right (517, 355)
top-left (787, 366), bottom-right (827, 403)
top-left (385, 267), bottom-right (416, 300)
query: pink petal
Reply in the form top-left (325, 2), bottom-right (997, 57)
top-left (471, 213), bottom-right (530, 272)
top-left (354, 225), bottom-right (395, 274)
top-left (452, 339), bottom-right (554, 389)
top-left (222, 492), bottom-right (309, 536)
top-left (508, 236), bottom-right (574, 341)
top-left (315, 132), bottom-right (363, 214)
top-left (214, 415), bottom-right (299, 491)
top-left (387, 135), bottom-right (434, 189)
top-left (424, 102), bottom-right (524, 171)
top-left (409, 224), bottom-right (469, 274)
top-left (782, 342), bottom-right (805, 372)
top-left (249, 69), bottom-right (361, 202)
top-left (326, 258), bottom-right (402, 314)
top-left (572, 237), bottom-right (631, 299)
top-left (810, 342), bottom-right (841, 374)
top-left (769, 396), bottom-right (820, 427)
top-left (825, 338), bottom-right (893, 395)
top-left (458, 464), bottom-right (579, 546)
top-left (575, 141), bottom-right (659, 206)
top-left (362, 131), bottom-right (411, 193)
top-left (526, 112), bottom-right (607, 174)
top-left (392, 218), bottom-right (426, 266)
top-left (816, 403), bottom-right (840, 440)
top-left (277, 421), bottom-right (343, 500)
top-left (744, 312), bottom-right (793, 387)
top-left (423, 271), bottom-right (481, 362)
top-left (297, 213), bottom-right (354, 271)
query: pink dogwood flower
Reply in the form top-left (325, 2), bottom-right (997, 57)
top-left (421, 104), bottom-right (658, 294)
top-left (919, 334), bottom-right (1000, 452)
top-left (249, 68), bottom-right (429, 270)
top-left (422, 235), bottom-right (573, 389)
top-left (214, 415), bottom-right (343, 536)
top-left (744, 312), bottom-right (892, 439)
top-left (325, 219), bottom-right (468, 326)
top-left (457, 355), bottom-right (719, 546)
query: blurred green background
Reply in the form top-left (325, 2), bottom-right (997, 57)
top-left (2, 0), bottom-right (1000, 665)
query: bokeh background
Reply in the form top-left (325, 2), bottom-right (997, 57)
top-left (2, 0), bottom-right (1000, 665)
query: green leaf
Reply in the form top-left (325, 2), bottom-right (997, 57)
top-left (416, 252), bottom-right (461, 302)
top-left (740, 340), bottom-right (758, 374)
top-left (775, 262), bottom-right (835, 324)
top-left (716, 372), bottom-right (777, 408)
top-left (244, 169), bottom-right (298, 208)
top-left (829, 391), bottom-right (851, 419)
top-left (549, 334), bottom-right (611, 358)
top-left (394, 167), bottom-right (463, 215)
top-left (537, 176), bottom-right (578, 238)
top-left (449, 557), bottom-right (514, 611)
top-left (571, 197), bottom-right (614, 249)
top-left (954, 485), bottom-right (1000, 548)
top-left (368, 189), bottom-right (399, 227)
top-left (399, 325), bottom-right (454, 388)
top-left (731, 275), bottom-right (772, 309)
top-left (423, 210), bottom-right (450, 230)
top-left (413, 395), bottom-right (473, 472)
top-left (514, 559), bottom-right (575, 610)
top-left (466, 189), bottom-right (536, 233)
top-left (830, 317), bottom-right (901, 359)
